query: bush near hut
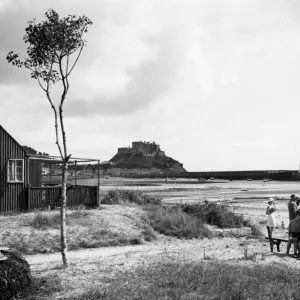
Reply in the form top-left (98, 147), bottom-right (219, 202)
top-left (0, 250), bottom-right (32, 300)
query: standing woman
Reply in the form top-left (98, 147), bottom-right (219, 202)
top-left (266, 198), bottom-right (277, 235)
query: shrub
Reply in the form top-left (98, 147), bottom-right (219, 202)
top-left (0, 250), bottom-right (32, 300)
top-left (181, 203), bottom-right (264, 237)
top-left (147, 205), bottom-right (212, 239)
top-left (243, 219), bottom-right (264, 237)
top-left (101, 189), bottom-right (161, 206)
top-left (142, 226), bottom-right (157, 242)
top-left (182, 202), bottom-right (244, 228)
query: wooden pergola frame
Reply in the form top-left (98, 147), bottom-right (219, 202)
top-left (28, 155), bottom-right (101, 205)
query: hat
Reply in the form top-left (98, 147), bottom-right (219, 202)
top-left (269, 198), bottom-right (274, 202)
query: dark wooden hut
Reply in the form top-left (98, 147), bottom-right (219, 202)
top-left (1, 125), bottom-right (100, 212)
top-left (0, 125), bottom-right (42, 212)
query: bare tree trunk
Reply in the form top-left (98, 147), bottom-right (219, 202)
top-left (60, 162), bottom-right (68, 266)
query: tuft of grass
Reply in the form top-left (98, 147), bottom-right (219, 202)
top-left (147, 205), bottom-right (212, 239)
top-left (27, 210), bottom-right (91, 230)
top-left (243, 219), bottom-right (264, 237)
top-left (142, 226), bottom-right (157, 242)
top-left (68, 209), bottom-right (90, 219)
top-left (29, 212), bottom-right (61, 230)
top-left (101, 189), bottom-right (161, 206)
top-left (25, 274), bottom-right (63, 299)
top-left (67, 233), bottom-right (144, 251)
top-left (70, 261), bottom-right (300, 300)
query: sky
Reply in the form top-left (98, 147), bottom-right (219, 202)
top-left (1, 0), bottom-right (300, 171)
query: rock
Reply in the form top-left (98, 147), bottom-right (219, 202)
top-left (0, 250), bottom-right (32, 299)
top-left (216, 227), bottom-right (252, 237)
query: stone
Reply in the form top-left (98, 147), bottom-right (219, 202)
top-left (215, 227), bottom-right (252, 237)
top-left (0, 250), bottom-right (32, 299)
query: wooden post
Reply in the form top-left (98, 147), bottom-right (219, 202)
top-left (50, 164), bottom-right (52, 184)
top-left (26, 158), bottom-right (30, 185)
top-left (27, 184), bottom-right (31, 210)
top-left (97, 160), bottom-right (100, 207)
top-left (75, 160), bottom-right (77, 185)
top-left (26, 158), bottom-right (30, 210)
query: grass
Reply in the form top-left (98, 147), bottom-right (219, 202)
top-left (0, 205), bottom-right (150, 255)
top-left (0, 189), bottom-right (263, 256)
top-left (28, 209), bottom-right (90, 230)
top-left (98, 189), bottom-right (262, 239)
top-left (25, 274), bottom-right (63, 300)
top-left (181, 202), bottom-right (244, 228)
top-left (146, 204), bottom-right (213, 239)
top-left (100, 189), bottom-right (161, 205)
top-left (181, 202), bottom-right (264, 237)
top-left (144, 201), bottom-right (262, 239)
top-left (69, 261), bottom-right (300, 300)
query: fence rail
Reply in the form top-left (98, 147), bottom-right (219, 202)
top-left (28, 185), bottom-right (98, 209)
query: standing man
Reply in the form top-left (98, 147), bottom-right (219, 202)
top-left (286, 210), bottom-right (300, 257)
top-left (288, 194), bottom-right (297, 221)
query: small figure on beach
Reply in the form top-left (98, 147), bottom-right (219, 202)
top-left (286, 210), bottom-right (300, 257)
top-left (266, 198), bottom-right (276, 235)
top-left (288, 194), bottom-right (297, 221)
top-left (281, 221), bottom-right (286, 230)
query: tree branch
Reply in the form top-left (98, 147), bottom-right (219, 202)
top-left (37, 76), bottom-right (47, 92)
top-left (58, 57), bottom-right (68, 159)
top-left (66, 52), bottom-right (69, 75)
top-left (67, 43), bottom-right (84, 76)
top-left (46, 86), bottom-right (64, 160)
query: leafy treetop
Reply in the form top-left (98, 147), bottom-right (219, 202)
top-left (6, 9), bottom-right (92, 85)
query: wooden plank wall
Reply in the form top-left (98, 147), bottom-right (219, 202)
top-left (0, 126), bottom-right (28, 212)
top-left (28, 185), bottom-right (97, 210)
top-left (29, 187), bottom-right (61, 209)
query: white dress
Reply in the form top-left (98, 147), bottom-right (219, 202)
top-left (267, 204), bottom-right (276, 227)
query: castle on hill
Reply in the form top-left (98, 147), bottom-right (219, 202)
top-left (117, 141), bottom-right (166, 158)
top-left (108, 140), bottom-right (186, 175)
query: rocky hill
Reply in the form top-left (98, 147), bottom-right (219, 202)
top-left (109, 141), bottom-right (186, 172)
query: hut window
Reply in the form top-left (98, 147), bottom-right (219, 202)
top-left (7, 159), bottom-right (24, 183)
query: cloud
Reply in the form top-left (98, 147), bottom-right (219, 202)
top-left (0, 0), bottom-right (16, 14)
top-left (3, 0), bottom-right (300, 170)
top-left (67, 33), bottom-right (177, 116)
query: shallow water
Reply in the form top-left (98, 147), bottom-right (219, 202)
top-left (72, 177), bottom-right (300, 203)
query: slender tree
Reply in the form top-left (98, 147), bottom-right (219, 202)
top-left (7, 9), bottom-right (92, 266)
